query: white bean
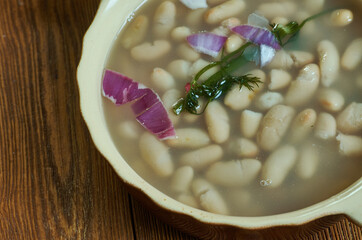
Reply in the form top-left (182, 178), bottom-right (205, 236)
top-left (121, 15), bottom-right (149, 49)
top-left (336, 102), bottom-right (362, 134)
top-left (162, 89), bottom-right (182, 125)
top-left (180, 145), bottom-right (223, 170)
top-left (204, 0), bottom-right (246, 24)
top-left (336, 134), bottom-right (362, 157)
top-left (139, 132), bottom-right (174, 177)
top-left (205, 101), bottom-right (230, 143)
top-left (318, 40), bottom-right (340, 87)
top-left (284, 64), bottom-right (320, 107)
top-left (257, 2), bottom-right (296, 19)
top-left (255, 92), bottom-right (284, 111)
top-left (267, 50), bottom-right (294, 69)
top-left (171, 26), bottom-right (191, 42)
top-left (166, 128), bottom-right (210, 148)
top-left (296, 144), bottom-right (319, 179)
top-left (230, 138), bottom-right (259, 158)
top-left (330, 9), bottom-right (353, 27)
top-left (167, 59), bottom-right (191, 81)
top-left (206, 159), bottom-right (262, 187)
top-left (153, 1), bottom-right (176, 38)
top-left (191, 178), bottom-right (229, 215)
top-left (225, 34), bottom-right (244, 53)
top-left (177, 43), bottom-right (201, 62)
top-left (314, 112), bottom-right (337, 140)
top-left (289, 51), bottom-right (315, 68)
top-left (341, 38), bottom-right (362, 71)
top-left (257, 105), bottom-right (296, 151)
top-left (186, 8), bottom-right (207, 27)
top-left (261, 145), bottom-right (297, 188)
top-left (221, 17), bottom-right (241, 29)
top-left (117, 121), bottom-right (142, 140)
top-left (131, 40), bottom-right (171, 61)
top-left (289, 109), bottom-right (317, 143)
top-left (170, 166), bottom-right (194, 192)
top-left (177, 193), bottom-right (199, 208)
top-left (151, 68), bottom-right (175, 92)
top-left (317, 88), bottom-right (345, 112)
top-left (224, 85), bottom-right (254, 111)
top-left (189, 59), bottom-right (220, 81)
top-left (240, 110), bottom-right (263, 138)
top-left (268, 69), bottom-right (291, 91)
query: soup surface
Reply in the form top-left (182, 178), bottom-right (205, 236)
top-left (103, 0), bottom-right (362, 216)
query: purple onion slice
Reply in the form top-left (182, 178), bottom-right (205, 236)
top-left (102, 70), bottom-right (176, 140)
top-left (231, 25), bottom-right (281, 50)
top-left (186, 33), bottom-right (228, 58)
top-left (180, 0), bottom-right (207, 9)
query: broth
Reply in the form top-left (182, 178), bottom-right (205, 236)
top-left (103, 0), bottom-right (362, 216)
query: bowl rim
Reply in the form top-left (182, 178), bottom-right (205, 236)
top-left (77, 0), bottom-right (362, 229)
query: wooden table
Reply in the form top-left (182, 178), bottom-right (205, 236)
top-left (0, 0), bottom-right (360, 239)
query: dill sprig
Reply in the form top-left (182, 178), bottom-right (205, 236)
top-left (173, 9), bottom-right (334, 115)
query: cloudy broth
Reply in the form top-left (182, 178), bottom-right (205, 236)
top-left (103, 0), bottom-right (362, 216)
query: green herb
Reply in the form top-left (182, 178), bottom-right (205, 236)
top-left (271, 8), bottom-right (336, 47)
top-left (173, 10), bottom-right (332, 115)
top-left (173, 43), bottom-right (262, 115)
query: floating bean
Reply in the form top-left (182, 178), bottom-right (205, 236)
top-left (139, 132), bottom-right (174, 177)
top-left (230, 138), bottom-right (259, 158)
top-left (180, 145), bottom-right (223, 170)
top-left (261, 145), bottom-right (297, 188)
top-left (317, 88), bottom-right (345, 112)
top-left (255, 92), bottom-right (284, 111)
top-left (314, 112), bottom-right (337, 140)
top-left (170, 166), bottom-right (194, 192)
top-left (341, 38), bottom-right (362, 71)
top-left (121, 15), bottom-right (149, 49)
top-left (171, 26), bottom-right (191, 42)
top-left (330, 9), bottom-right (353, 27)
top-left (205, 101), bottom-right (230, 143)
top-left (257, 105), bottom-right (295, 151)
top-left (284, 64), bottom-right (320, 107)
top-left (191, 178), bottom-right (229, 215)
top-left (153, 1), bottom-right (176, 38)
top-left (204, 0), bottom-right (246, 24)
top-left (336, 102), bottom-right (362, 134)
top-left (318, 40), bottom-right (340, 87)
top-left (289, 109), bottom-right (317, 143)
top-left (206, 159), bottom-right (262, 187)
top-left (166, 128), bottom-right (210, 148)
top-left (131, 40), bottom-right (171, 61)
top-left (151, 68), bottom-right (175, 92)
top-left (296, 145), bottom-right (319, 179)
top-left (268, 69), bottom-right (291, 91)
top-left (336, 134), bottom-right (362, 157)
top-left (240, 110), bottom-right (263, 138)
top-left (167, 59), bottom-right (192, 81)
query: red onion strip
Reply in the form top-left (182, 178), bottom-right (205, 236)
top-left (102, 70), bottom-right (176, 140)
top-left (186, 33), bottom-right (228, 58)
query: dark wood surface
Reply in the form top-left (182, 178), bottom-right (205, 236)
top-left (0, 0), bottom-right (360, 239)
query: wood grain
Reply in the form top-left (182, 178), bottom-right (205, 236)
top-left (0, 0), bottom-right (360, 239)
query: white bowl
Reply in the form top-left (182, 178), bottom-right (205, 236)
top-left (77, 0), bottom-right (362, 238)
